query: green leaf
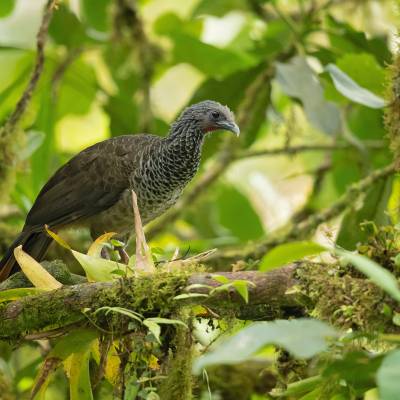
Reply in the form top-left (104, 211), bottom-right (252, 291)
top-left (143, 318), bottom-right (187, 344)
top-left (336, 53), bottom-right (386, 95)
top-left (0, 0), bottom-right (15, 18)
top-left (95, 306), bottom-right (143, 323)
top-left (323, 351), bottom-right (382, 394)
top-left (80, 0), bottom-right (111, 33)
top-left (193, 319), bottom-right (337, 373)
top-left (212, 275), bottom-right (230, 284)
top-left (232, 280), bottom-right (250, 303)
top-left (337, 249), bottom-right (400, 302)
top-left (167, 32), bottom-right (257, 78)
top-left (336, 177), bottom-right (392, 250)
top-left (49, 4), bottom-right (88, 48)
top-left (276, 56), bottom-right (341, 135)
top-left (192, 0), bottom-right (249, 17)
top-left (69, 349), bottom-right (94, 400)
top-left (0, 287), bottom-right (44, 303)
top-left (72, 250), bottom-right (129, 282)
top-left (377, 349), bottom-right (400, 400)
top-left (19, 130), bottom-right (45, 161)
top-left (143, 320), bottom-right (161, 344)
top-left (144, 317), bottom-right (188, 329)
top-left (173, 293), bottom-right (209, 300)
top-left (57, 57), bottom-right (97, 118)
top-left (51, 329), bottom-right (98, 360)
top-left (326, 64), bottom-right (385, 108)
top-left (216, 184), bottom-right (264, 242)
top-left (259, 241), bottom-right (327, 271)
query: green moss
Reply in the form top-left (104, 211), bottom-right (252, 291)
top-left (385, 53), bottom-right (400, 168)
top-left (296, 262), bottom-right (398, 332)
top-left (158, 311), bottom-right (193, 400)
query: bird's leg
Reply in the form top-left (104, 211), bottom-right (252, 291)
top-left (131, 190), bottom-right (155, 273)
top-left (118, 247), bottom-right (130, 265)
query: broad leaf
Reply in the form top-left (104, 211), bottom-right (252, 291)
top-left (51, 329), bottom-right (98, 360)
top-left (276, 56), bottom-right (341, 135)
top-left (337, 249), bottom-right (400, 302)
top-left (0, 0), bottom-right (15, 18)
top-left (68, 350), bottom-right (94, 400)
top-left (377, 349), bottom-right (400, 400)
top-left (326, 64), bottom-right (385, 108)
top-left (87, 232), bottom-right (117, 258)
top-left (165, 31), bottom-right (257, 78)
top-left (13, 246), bottom-right (63, 290)
top-left (336, 178), bottom-right (392, 250)
top-left (259, 242), bottom-right (327, 271)
top-left (193, 319), bottom-right (337, 373)
top-left (72, 250), bottom-right (129, 282)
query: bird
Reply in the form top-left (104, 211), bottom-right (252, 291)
top-left (0, 100), bottom-right (240, 281)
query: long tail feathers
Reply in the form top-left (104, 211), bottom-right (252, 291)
top-left (0, 231), bottom-right (53, 282)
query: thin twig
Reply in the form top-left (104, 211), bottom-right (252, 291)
top-left (236, 141), bottom-right (386, 159)
top-left (1, 0), bottom-right (57, 137)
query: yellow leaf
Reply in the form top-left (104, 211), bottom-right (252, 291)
top-left (91, 340), bottom-right (120, 385)
top-left (0, 287), bottom-right (45, 302)
top-left (87, 232), bottom-right (117, 257)
top-left (13, 246), bottom-right (62, 290)
top-left (45, 225), bottom-right (71, 249)
top-left (148, 354), bottom-right (160, 371)
top-left (68, 350), bottom-right (94, 400)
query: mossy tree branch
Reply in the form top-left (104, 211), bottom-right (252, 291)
top-left (0, 266), bottom-right (300, 341)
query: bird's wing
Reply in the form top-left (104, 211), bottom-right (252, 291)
top-left (25, 135), bottom-right (155, 230)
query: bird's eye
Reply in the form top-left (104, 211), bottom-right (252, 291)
top-left (211, 111), bottom-right (220, 120)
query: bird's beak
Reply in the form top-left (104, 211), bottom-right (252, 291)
top-left (217, 121), bottom-right (240, 137)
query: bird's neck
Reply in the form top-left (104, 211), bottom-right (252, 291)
top-left (166, 118), bottom-right (204, 157)
top-left (151, 118), bottom-right (204, 186)
top-left (162, 118), bottom-right (205, 170)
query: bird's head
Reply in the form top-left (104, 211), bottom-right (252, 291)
top-left (176, 100), bottom-right (240, 137)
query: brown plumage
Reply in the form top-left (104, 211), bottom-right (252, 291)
top-left (0, 100), bottom-right (239, 281)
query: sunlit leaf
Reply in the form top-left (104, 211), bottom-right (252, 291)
top-left (95, 306), bottom-right (143, 323)
top-left (337, 249), bottom-right (400, 302)
top-left (0, 287), bottom-right (44, 303)
top-left (326, 64), bottom-right (385, 108)
top-left (143, 320), bottom-right (161, 344)
top-left (276, 56), bottom-right (341, 135)
top-left (72, 250), bottom-right (129, 282)
top-left (232, 280), bottom-right (251, 303)
top-left (167, 32), bottom-right (257, 78)
top-left (259, 242), bottom-right (327, 271)
top-left (45, 226), bottom-right (71, 250)
top-left (68, 349), bottom-right (94, 400)
top-left (144, 317), bottom-right (188, 329)
top-left (80, 0), bottom-right (111, 33)
top-left (87, 232), bottom-right (117, 257)
top-left (0, 0), bottom-right (15, 18)
top-left (193, 319), bottom-right (338, 373)
top-left (13, 246), bottom-right (63, 290)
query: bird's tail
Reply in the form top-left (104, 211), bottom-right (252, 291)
top-left (0, 231), bottom-right (53, 282)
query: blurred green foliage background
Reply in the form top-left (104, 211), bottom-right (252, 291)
top-left (0, 0), bottom-right (396, 258)
top-left (0, 0), bottom-right (399, 399)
